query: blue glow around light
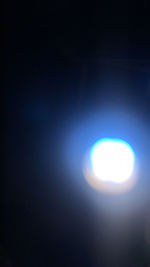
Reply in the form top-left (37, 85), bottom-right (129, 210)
top-left (91, 138), bottom-right (135, 184)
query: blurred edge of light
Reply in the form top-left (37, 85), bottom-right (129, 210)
top-left (82, 147), bottom-right (139, 194)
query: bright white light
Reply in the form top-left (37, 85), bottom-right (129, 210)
top-left (91, 138), bottom-right (135, 184)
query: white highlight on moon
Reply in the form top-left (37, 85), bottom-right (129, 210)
top-left (91, 139), bottom-right (135, 184)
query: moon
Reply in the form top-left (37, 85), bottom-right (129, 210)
top-left (91, 138), bottom-right (135, 184)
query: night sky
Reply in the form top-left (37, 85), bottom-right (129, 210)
top-left (3, 1), bottom-right (150, 266)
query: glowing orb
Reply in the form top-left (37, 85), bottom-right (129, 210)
top-left (91, 138), bottom-right (135, 184)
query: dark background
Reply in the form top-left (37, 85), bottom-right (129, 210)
top-left (3, 1), bottom-right (150, 266)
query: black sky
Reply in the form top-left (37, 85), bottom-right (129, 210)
top-left (3, 1), bottom-right (150, 266)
